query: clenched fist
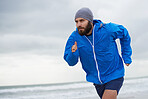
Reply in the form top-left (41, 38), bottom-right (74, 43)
top-left (71, 41), bottom-right (77, 52)
top-left (125, 64), bottom-right (130, 66)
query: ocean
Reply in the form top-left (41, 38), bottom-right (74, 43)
top-left (0, 77), bottom-right (148, 99)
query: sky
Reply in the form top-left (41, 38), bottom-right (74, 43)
top-left (0, 0), bottom-right (148, 86)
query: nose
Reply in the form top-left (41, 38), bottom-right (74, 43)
top-left (76, 21), bottom-right (82, 27)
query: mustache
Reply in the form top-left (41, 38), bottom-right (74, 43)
top-left (78, 27), bottom-right (85, 29)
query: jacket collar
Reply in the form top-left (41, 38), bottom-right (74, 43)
top-left (93, 19), bottom-right (104, 29)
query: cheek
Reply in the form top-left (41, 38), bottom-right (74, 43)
top-left (83, 24), bottom-right (88, 28)
top-left (76, 23), bottom-right (78, 27)
top-left (76, 23), bottom-right (81, 28)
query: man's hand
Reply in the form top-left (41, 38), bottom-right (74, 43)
top-left (125, 64), bottom-right (130, 66)
top-left (71, 41), bottom-right (77, 52)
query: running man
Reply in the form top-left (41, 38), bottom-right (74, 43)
top-left (64, 7), bottom-right (132, 99)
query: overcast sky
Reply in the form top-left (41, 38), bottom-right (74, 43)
top-left (0, 0), bottom-right (148, 86)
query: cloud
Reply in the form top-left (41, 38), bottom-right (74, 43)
top-left (0, 34), bottom-right (65, 56)
top-left (0, 0), bottom-right (74, 55)
top-left (0, 0), bottom-right (148, 59)
top-left (0, 0), bottom-right (74, 36)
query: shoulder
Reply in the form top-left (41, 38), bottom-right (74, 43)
top-left (67, 30), bottom-right (80, 41)
top-left (105, 22), bottom-right (119, 29)
top-left (104, 22), bottom-right (125, 32)
top-left (69, 30), bottom-right (77, 37)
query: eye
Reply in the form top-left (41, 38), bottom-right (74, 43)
top-left (80, 19), bottom-right (84, 22)
top-left (75, 20), bottom-right (78, 23)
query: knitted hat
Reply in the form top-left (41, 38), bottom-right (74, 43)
top-left (75, 7), bottom-right (93, 23)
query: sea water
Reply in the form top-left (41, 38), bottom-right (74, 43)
top-left (0, 77), bottom-right (148, 99)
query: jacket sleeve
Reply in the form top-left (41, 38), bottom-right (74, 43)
top-left (112, 24), bottom-right (132, 64)
top-left (63, 33), bottom-right (79, 66)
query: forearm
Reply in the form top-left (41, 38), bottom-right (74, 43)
top-left (120, 28), bottom-right (132, 64)
top-left (63, 34), bottom-right (79, 66)
top-left (64, 49), bottom-right (79, 66)
top-left (111, 24), bottom-right (132, 64)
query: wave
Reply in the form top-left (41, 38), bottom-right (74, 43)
top-left (0, 82), bottom-right (91, 93)
top-left (0, 76), bottom-right (148, 99)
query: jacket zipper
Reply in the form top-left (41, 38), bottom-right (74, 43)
top-left (85, 25), bottom-right (102, 84)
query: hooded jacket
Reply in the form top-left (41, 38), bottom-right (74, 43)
top-left (64, 20), bottom-right (132, 84)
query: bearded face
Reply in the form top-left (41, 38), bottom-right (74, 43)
top-left (77, 21), bottom-right (92, 36)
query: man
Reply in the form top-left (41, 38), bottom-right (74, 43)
top-left (64, 7), bottom-right (132, 99)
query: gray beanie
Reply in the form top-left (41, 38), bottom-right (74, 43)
top-left (75, 7), bottom-right (93, 23)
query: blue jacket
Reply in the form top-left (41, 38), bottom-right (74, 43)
top-left (64, 20), bottom-right (132, 84)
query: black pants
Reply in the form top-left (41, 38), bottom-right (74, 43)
top-left (93, 77), bottom-right (124, 98)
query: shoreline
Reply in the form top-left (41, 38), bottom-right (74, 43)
top-left (0, 76), bottom-right (148, 87)
top-left (0, 77), bottom-right (148, 99)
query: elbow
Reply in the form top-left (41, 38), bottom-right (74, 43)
top-left (64, 57), bottom-right (77, 66)
top-left (65, 58), bottom-right (77, 66)
top-left (68, 62), bottom-right (76, 66)
top-left (67, 60), bottom-right (78, 66)
top-left (64, 54), bottom-right (78, 66)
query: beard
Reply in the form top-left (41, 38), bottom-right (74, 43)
top-left (78, 21), bottom-right (92, 36)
